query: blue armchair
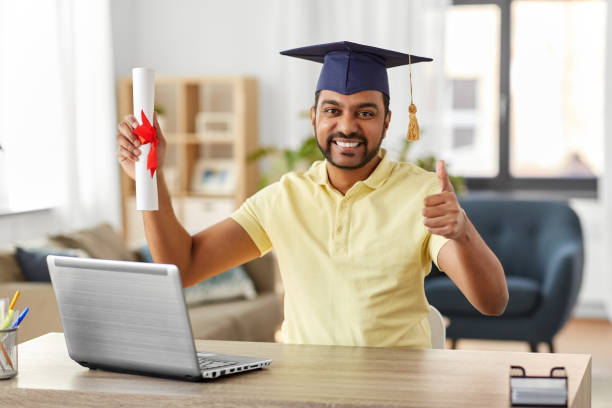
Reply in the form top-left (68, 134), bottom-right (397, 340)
top-left (425, 198), bottom-right (584, 352)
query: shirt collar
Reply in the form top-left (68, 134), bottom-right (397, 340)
top-left (306, 149), bottom-right (394, 190)
top-left (363, 149), bottom-right (394, 189)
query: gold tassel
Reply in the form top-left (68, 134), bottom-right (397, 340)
top-left (407, 103), bottom-right (419, 141)
top-left (406, 53), bottom-right (420, 141)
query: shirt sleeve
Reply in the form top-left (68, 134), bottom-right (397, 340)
top-left (230, 184), bottom-right (275, 257)
top-left (428, 234), bottom-right (450, 270)
top-left (423, 175), bottom-right (451, 270)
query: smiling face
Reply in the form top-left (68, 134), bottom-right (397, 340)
top-left (311, 90), bottom-right (391, 170)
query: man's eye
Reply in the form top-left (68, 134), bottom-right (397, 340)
top-left (359, 111), bottom-right (375, 118)
top-left (324, 108), bottom-right (339, 114)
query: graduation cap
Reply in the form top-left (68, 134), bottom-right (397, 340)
top-left (281, 41), bottom-right (433, 141)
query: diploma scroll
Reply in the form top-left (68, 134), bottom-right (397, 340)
top-left (132, 67), bottom-right (159, 211)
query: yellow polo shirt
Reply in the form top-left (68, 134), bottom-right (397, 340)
top-left (231, 150), bottom-right (449, 348)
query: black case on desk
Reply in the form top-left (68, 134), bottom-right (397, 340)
top-left (509, 365), bottom-right (568, 407)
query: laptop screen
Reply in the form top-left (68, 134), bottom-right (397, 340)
top-left (47, 256), bottom-right (201, 378)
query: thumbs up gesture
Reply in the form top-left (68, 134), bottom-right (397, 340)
top-left (422, 160), bottom-right (467, 240)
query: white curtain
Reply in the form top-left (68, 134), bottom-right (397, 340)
top-left (55, 0), bottom-right (120, 228)
top-left (603, 0), bottom-right (612, 322)
top-left (274, 0), bottom-right (450, 160)
top-left (0, 0), bottom-right (119, 236)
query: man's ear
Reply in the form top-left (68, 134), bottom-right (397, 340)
top-left (380, 110), bottom-right (392, 140)
top-left (384, 110), bottom-right (392, 131)
top-left (310, 106), bottom-right (316, 127)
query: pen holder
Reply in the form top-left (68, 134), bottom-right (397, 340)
top-left (0, 327), bottom-right (17, 379)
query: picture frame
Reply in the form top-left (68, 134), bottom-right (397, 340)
top-left (190, 159), bottom-right (235, 195)
top-left (195, 112), bottom-right (235, 141)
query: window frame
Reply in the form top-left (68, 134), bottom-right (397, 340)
top-left (453, 0), bottom-right (599, 198)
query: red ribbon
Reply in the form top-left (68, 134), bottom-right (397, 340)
top-left (132, 109), bottom-right (158, 177)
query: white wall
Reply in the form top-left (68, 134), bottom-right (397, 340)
top-left (570, 199), bottom-right (608, 318)
top-left (603, 0), bottom-right (612, 321)
top-left (0, 209), bottom-right (67, 245)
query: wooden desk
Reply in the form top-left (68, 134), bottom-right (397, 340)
top-left (0, 333), bottom-right (591, 407)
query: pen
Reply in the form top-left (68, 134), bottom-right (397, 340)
top-left (0, 291), bottom-right (20, 329)
top-left (0, 292), bottom-right (20, 372)
top-left (0, 342), bottom-right (13, 370)
top-left (0, 310), bottom-right (13, 330)
top-left (10, 308), bottom-right (29, 329)
top-left (8, 291), bottom-right (20, 311)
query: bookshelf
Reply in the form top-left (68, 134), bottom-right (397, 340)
top-left (117, 76), bottom-right (259, 246)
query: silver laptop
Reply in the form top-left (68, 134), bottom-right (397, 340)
top-left (47, 255), bottom-right (272, 381)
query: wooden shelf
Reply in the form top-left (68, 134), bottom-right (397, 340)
top-left (117, 76), bottom-right (259, 245)
top-left (165, 133), bottom-right (235, 145)
top-left (183, 192), bottom-right (235, 199)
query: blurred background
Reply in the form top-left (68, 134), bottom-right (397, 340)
top-left (2, 0), bottom-right (610, 318)
top-left (0, 1), bottom-right (611, 401)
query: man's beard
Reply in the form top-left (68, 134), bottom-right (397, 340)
top-left (315, 129), bottom-right (384, 170)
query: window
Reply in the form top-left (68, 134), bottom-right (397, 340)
top-left (0, 2), bottom-right (63, 213)
top-left (447, 0), bottom-right (605, 196)
top-left (445, 4), bottom-right (500, 178)
top-left (510, 0), bottom-right (605, 178)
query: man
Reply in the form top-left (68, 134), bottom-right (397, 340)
top-left (116, 42), bottom-right (508, 349)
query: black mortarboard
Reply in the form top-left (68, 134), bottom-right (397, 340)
top-left (280, 41), bottom-right (432, 98)
top-left (281, 41), bottom-right (433, 141)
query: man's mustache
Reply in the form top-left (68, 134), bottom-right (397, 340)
top-left (326, 132), bottom-right (368, 147)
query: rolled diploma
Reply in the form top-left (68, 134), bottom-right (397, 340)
top-left (132, 67), bottom-right (158, 211)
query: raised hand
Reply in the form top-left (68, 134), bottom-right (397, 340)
top-left (422, 160), bottom-right (466, 240)
top-left (116, 112), bottom-right (166, 180)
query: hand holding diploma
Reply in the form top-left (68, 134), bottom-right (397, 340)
top-left (131, 68), bottom-right (158, 210)
top-left (422, 160), bottom-right (467, 240)
top-left (116, 111), bottom-right (166, 180)
top-left (116, 68), bottom-right (166, 210)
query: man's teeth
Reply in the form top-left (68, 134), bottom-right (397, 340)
top-left (336, 141), bottom-right (360, 148)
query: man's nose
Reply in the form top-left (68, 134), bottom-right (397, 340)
top-left (336, 113), bottom-right (359, 135)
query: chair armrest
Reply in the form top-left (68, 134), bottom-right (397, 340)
top-left (541, 241), bottom-right (583, 311)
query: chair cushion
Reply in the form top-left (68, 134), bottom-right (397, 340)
top-left (0, 249), bottom-right (24, 282)
top-left (425, 275), bottom-right (540, 317)
top-left (241, 252), bottom-right (278, 294)
top-left (188, 293), bottom-right (282, 341)
top-left (459, 199), bottom-right (583, 283)
top-left (50, 223), bottom-right (138, 262)
top-left (15, 247), bottom-right (89, 282)
top-left (139, 244), bottom-right (257, 305)
top-left (184, 267), bottom-right (257, 306)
